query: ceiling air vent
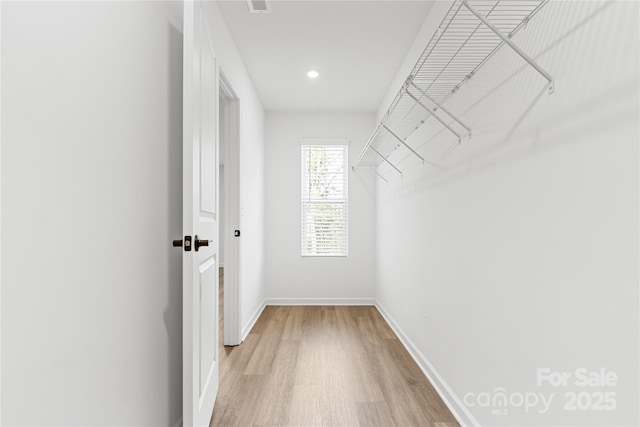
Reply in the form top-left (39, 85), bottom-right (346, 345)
top-left (247, 0), bottom-right (271, 14)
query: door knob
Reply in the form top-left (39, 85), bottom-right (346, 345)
top-left (172, 236), bottom-right (192, 251)
top-left (194, 235), bottom-right (211, 251)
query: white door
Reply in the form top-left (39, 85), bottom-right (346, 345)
top-left (182, 1), bottom-right (219, 426)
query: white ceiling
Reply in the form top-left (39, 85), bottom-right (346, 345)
top-left (217, 1), bottom-right (435, 112)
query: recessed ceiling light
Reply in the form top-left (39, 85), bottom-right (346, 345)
top-left (307, 70), bottom-right (319, 79)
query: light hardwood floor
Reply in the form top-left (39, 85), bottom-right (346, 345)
top-left (218, 268), bottom-right (233, 371)
top-left (214, 270), bottom-right (458, 427)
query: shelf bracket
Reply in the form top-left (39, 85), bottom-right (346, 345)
top-left (370, 146), bottom-right (403, 176)
top-left (381, 124), bottom-right (425, 164)
top-left (353, 123), bottom-right (382, 168)
top-left (462, 0), bottom-right (554, 94)
top-left (353, 165), bottom-right (389, 183)
top-left (409, 81), bottom-right (471, 138)
top-left (375, 171), bottom-right (389, 183)
top-left (404, 87), bottom-right (464, 144)
top-left (370, 168), bottom-right (388, 183)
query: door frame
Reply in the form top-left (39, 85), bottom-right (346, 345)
top-left (218, 68), bottom-right (242, 346)
top-left (0, 1), bottom-right (3, 421)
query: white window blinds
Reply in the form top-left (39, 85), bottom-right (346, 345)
top-left (301, 143), bottom-right (348, 257)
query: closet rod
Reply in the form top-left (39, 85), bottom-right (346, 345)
top-left (381, 124), bottom-right (425, 164)
top-left (408, 81), bottom-right (471, 137)
top-left (404, 89), bottom-right (463, 143)
top-left (370, 146), bottom-right (402, 176)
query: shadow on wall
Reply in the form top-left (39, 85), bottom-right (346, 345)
top-left (399, 77), bottom-right (638, 199)
top-left (164, 21), bottom-right (184, 427)
top-left (352, 166), bottom-right (379, 201)
top-left (377, 0), bottom-right (637, 200)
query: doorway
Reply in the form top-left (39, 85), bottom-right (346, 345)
top-left (218, 68), bottom-right (242, 347)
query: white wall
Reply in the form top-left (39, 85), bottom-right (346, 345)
top-left (203, 2), bottom-right (267, 333)
top-left (1, 2), bottom-right (183, 425)
top-left (265, 112), bottom-right (376, 303)
top-left (375, 1), bottom-right (639, 426)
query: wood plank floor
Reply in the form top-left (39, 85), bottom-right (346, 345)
top-left (213, 271), bottom-right (459, 427)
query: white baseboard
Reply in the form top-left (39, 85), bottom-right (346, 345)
top-left (266, 297), bottom-right (375, 306)
top-left (375, 302), bottom-right (480, 427)
top-left (241, 298), bottom-right (266, 340)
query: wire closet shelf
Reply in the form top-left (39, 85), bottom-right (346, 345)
top-left (352, 0), bottom-right (554, 180)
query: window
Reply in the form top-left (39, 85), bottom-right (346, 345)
top-left (301, 141), bottom-right (349, 257)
